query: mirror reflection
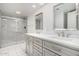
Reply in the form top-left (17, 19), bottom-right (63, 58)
top-left (54, 3), bottom-right (76, 30)
top-left (35, 13), bottom-right (43, 30)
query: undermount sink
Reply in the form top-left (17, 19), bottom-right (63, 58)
top-left (44, 34), bottom-right (58, 38)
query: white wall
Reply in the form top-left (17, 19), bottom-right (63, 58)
top-left (27, 4), bottom-right (58, 34)
top-left (0, 17), bottom-right (2, 48)
top-left (27, 15), bottom-right (36, 33)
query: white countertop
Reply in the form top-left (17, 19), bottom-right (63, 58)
top-left (26, 33), bottom-right (79, 51)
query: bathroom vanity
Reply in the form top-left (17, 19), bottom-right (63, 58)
top-left (25, 33), bottom-right (79, 56)
top-left (25, 3), bottom-right (79, 56)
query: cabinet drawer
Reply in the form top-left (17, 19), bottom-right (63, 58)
top-left (44, 41), bottom-right (62, 53)
top-left (33, 44), bottom-right (42, 53)
top-left (43, 48), bottom-right (59, 56)
top-left (61, 47), bottom-right (79, 56)
top-left (33, 38), bottom-right (43, 46)
top-left (33, 48), bottom-right (42, 56)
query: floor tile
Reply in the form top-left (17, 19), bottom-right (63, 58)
top-left (0, 42), bottom-right (27, 56)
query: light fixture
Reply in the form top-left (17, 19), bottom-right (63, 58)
top-left (14, 19), bottom-right (20, 22)
top-left (39, 3), bottom-right (44, 6)
top-left (16, 11), bottom-right (21, 14)
top-left (32, 5), bottom-right (36, 8)
top-left (2, 19), bottom-right (7, 21)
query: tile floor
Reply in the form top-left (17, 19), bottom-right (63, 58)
top-left (0, 42), bottom-right (27, 56)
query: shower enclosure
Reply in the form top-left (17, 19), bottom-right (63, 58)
top-left (0, 16), bottom-right (27, 48)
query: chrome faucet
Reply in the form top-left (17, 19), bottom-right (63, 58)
top-left (56, 31), bottom-right (65, 37)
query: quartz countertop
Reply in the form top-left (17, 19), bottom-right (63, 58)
top-left (26, 33), bottom-right (79, 51)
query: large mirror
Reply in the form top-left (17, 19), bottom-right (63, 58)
top-left (54, 3), bottom-right (77, 30)
top-left (35, 13), bottom-right (43, 30)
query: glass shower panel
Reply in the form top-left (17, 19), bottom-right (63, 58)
top-left (1, 18), bottom-right (26, 47)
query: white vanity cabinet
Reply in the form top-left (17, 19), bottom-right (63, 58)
top-left (32, 37), bottom-right (61, 56)
top-left (26, 34), bottom-right (79, 56)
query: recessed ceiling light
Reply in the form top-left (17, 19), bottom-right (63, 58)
top-left (2, 19), bottom-right (7, 21)
top-left (16, 11), bottom-right (21, 14)
top-left (39, 3), bottom-right (44, 5)
top-left (14, 19), bottom-right (20, 22)
top-left (32, 5), bottom-right (36, 8)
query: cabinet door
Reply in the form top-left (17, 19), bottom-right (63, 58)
top-left (44, 41), bottom-right (62, 55)
top-left (44, 40), bottom-right (79, 56)
top-left (61, 47), bottom-right (79, 56)
top-left (43, 48), bottom-right (59, 56)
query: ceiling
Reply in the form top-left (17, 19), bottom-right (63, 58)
top-left (0, 3), bottom-right (46, 18)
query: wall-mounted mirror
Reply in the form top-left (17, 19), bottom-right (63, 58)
top-left (54, 3), bottom-right (77, 30)
top-left (77, 4), bottom-right (79, 30)
top-left (35, 13), bottom-right (43, 30)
